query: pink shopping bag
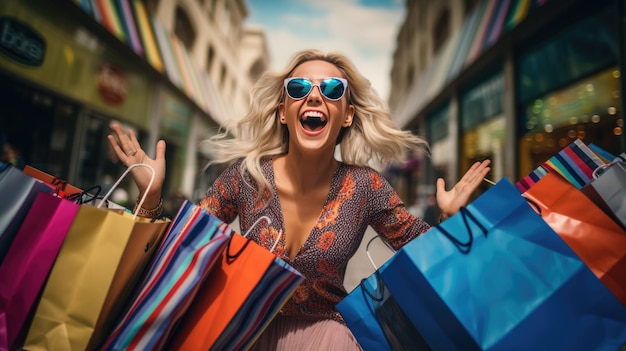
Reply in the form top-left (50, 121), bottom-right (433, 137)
top-left (0, 192), bottom-right (80, 351)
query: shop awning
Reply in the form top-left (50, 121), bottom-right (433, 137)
top-left (395, 0), bottom-right (549, 127)
top-left (72, 0), bottom-right (227, 123)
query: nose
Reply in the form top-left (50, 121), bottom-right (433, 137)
top-left (307, 85), bottom-right (322, 103)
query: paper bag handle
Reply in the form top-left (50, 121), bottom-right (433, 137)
top-left (437, 207), bottom-right (487, 254)
top-left (226, 215), bottom-right (283, 260)
top-left (359, 236), bottom-right (396, 302)
top-left (97, 163), bottom-right (155, 220)
top-left (365, 235), bottom-right (396, 271)
top-left (592, 161), bottom-right (625, 179)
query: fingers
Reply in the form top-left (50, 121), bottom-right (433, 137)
top-left (436, 177), bottom-right (446, 193)
top-left (109, 123), bottom-right (139, 157)
top-left (155, 139), bottom-right (167, 161)
top-left (462, 160), bottom-right (491, 184)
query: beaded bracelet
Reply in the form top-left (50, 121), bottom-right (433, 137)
top-left (133, 198), bottom-right (164, 218)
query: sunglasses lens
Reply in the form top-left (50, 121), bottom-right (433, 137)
top-left (286, 78), bottom-right (312, 99)
top-left (320, 78), bottom-right (345, 100)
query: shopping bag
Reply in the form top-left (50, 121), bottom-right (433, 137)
top-left (0, 163), bottom-right (54, 264)
top-left (337, 236), bottom-right (430, 351)
top-left (581, 161), bottom-right (626, 230)
top-left (588, 143), bottom-right (616, 163)
top-left (516, 138), bottom-right (606, 191)
top-left (22, 165), bottom-right (83, 197)
top-left (168, 218), bottom-right (304, 351)
top-left (0, 192), bottom-right (80, 351)
top-left (22, 164), bottom-right (165, 351)
top-left (522, 171), bottom-right (626, 306)
top-left (381, 179), bottom-right (626, 351)
top-left (87, 212), bottom-right (171, 350)
top-left (101, 201), bottom-right (233, 351)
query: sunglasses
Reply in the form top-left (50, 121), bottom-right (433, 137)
top-left (284, 77), bottom-right (348, 101)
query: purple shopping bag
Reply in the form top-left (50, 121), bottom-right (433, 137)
top-left (0, 192), bottom-right (79, 351)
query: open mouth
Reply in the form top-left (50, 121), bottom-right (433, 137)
top-left (300, 111), bottom-right (327, 132)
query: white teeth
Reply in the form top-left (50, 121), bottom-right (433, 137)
top-left (301, 111), bottom-right (325, 120)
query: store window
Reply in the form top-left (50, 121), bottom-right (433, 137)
top-left (159, 89), bottom-right (192, 200)
top-left (76, 113), bottom-right (148, 209)
top-left (517, 5), bottom-right (622, 178)
top-left (517, 6), bottom-right (617, 104)
top-left (460, 72), bottom-right (504, 186)
top-left (0, 80), bottom-right (77, 180)
top-left (426, 103), bottom-right (452, 188)
top-left (519, 67), bottom-right (622, 177)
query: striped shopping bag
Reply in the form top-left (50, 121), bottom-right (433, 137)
top-left (168, 221), bottom-right (304, 351)
top-left (516, 138), bottom-right (606, 192)
top-left (100, 201), bottom-right (232, 351)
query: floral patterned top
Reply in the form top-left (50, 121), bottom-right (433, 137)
top-left (198, 157), bottom-right (431, 323)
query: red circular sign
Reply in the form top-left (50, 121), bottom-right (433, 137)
top-left (97, 62), bottom-right (128, 105)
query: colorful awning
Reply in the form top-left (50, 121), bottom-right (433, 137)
top-left (396, 0), bottom-right (549, 127)
top-left (72, 0), bottom-right (224, 123)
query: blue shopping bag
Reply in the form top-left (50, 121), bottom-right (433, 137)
top-left (381, 179), bottom-right (626, 351)
top-left (337, 236), bottom-right (430, 351)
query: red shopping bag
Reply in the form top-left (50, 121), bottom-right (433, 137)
top-left (522, 172), bottom-right (626, 306)
top-left (0, 192), bottom-right (79, 351)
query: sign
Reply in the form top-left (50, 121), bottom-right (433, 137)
top-left (0, 16), bottom-right (45, 66)
top-left (97, 62), bottom-right (128, 105)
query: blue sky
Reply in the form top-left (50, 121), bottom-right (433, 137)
top-left (245, 0), bottom-right (406, 101)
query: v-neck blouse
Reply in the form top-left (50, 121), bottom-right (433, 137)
top-left (199, 157), bottom-right (431, 323)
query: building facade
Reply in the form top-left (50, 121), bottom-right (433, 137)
top-left (389, 0), bottom-right (625, 204)
top-left (0, 0), bottom-right (269, 206)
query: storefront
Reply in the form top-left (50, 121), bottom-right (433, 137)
top-left (0, 0), bottom-right (222, 205)
top-left (394, 0), bottom-right (624, 201)
top-left (515, 4), bottom-right (622, 178)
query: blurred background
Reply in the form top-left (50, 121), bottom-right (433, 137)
top-left (0, 0), bottom-right (624, 291)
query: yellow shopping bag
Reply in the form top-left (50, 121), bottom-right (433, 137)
top-left (22, 164), bottom-right (169, 351)
top-left (87, 212), bottom-right (170, 351)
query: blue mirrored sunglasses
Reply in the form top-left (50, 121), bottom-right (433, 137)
top-left (284, 77), bottom-right (348, 101)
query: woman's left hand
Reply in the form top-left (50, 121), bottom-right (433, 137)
top-left (436, 160), bottom-right (491, 219)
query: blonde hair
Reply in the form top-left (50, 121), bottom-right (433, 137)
top-left (204, 49), bottom-right (428, 196)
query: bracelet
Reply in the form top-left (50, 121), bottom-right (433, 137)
top-left (133, 198), bottom-right (163, 218)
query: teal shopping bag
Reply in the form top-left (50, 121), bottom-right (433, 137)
top-left (381, 179), bottom-right (626, 351)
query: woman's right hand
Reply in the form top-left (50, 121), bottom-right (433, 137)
top-left (107, 122), bottom-right (167, 210)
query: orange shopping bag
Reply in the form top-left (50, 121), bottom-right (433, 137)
top-left (169, 222), bottom-right (304, 351)
top-left (22, 165), bottom-right (83, 197)
top-left (522, 172), bottom-right (626, 306)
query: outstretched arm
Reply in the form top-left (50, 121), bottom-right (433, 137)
top-left (107, 122), bottom-right (167, 211)
top-left (436, 160), bottom-right (491, 220)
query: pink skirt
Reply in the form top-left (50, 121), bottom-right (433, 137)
top-left (249, 314), bottom-right (362, 351)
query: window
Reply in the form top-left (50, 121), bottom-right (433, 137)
top-left (220, 63), bottom-right (227, 89)
top-left (174, 6), bottom-right (196, 50)
top-left (206, 45), bottom-right (214, 73)
top-left (464, 0), bottom-right (480, 15)
top-left (433, 9), bottom-right (450, 54)
top-left (249, 58), bottom-right (265, 82)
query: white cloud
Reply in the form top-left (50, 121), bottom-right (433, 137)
top-left (254, 1), bottom-right (404, 101)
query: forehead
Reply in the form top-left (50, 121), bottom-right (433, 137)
top-left (291, 60), bottom-right (344, 80)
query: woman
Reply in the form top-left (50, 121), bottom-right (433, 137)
top-left (108, 49), bottom-right (490, 350)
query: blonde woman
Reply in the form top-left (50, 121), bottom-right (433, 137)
top-left (109, 49), bottom-right (490, 350)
